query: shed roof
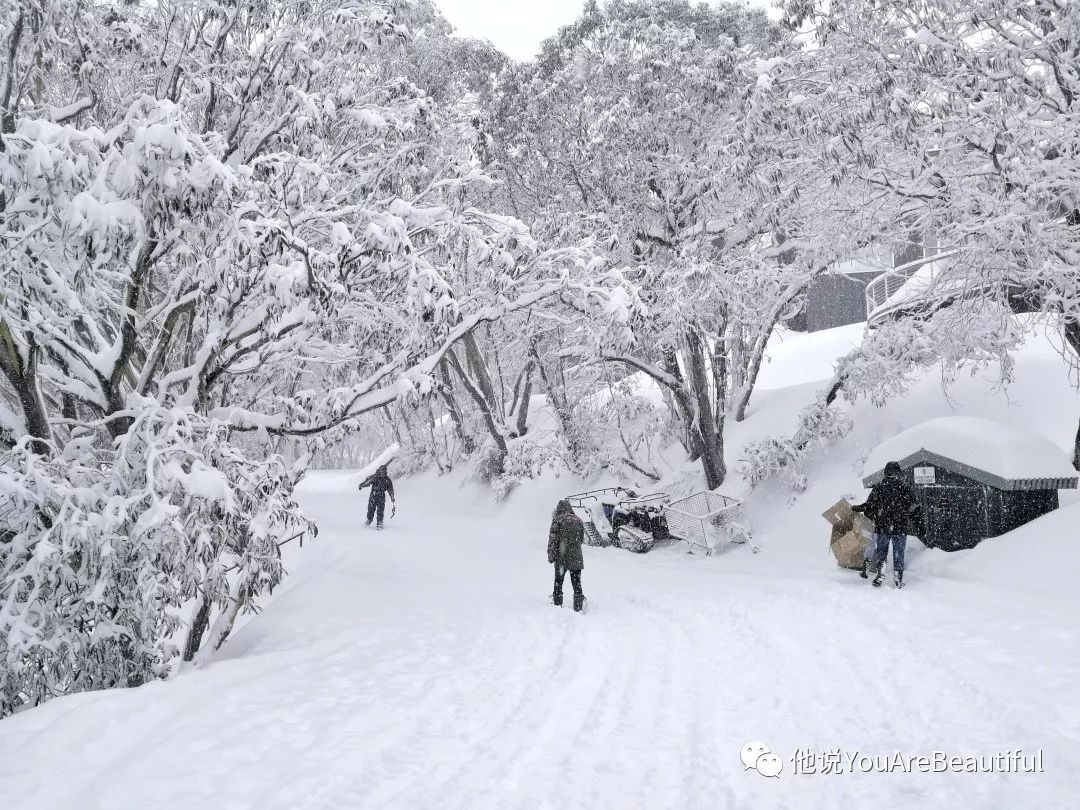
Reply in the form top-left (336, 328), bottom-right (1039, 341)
top-left (862, 417), bottom-right (1079, 491)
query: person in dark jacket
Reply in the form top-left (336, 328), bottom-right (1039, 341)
top-left (853, 461), bottom-right (922, 588)
top-left (547, 500), bottom-right (586, 611)
top-left (358, 464), bottom-right (395, 529)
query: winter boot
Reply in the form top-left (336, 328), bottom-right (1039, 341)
top-left (860, 559), bottom-right (870, 579)
top-left (552, 591), bottom-right (563, 607)
top-left (894, 571), bottom-right (904, 589)
top-left (365, 519), bottom-right (372, 527)
top-left (573, 594), bottom-right (585, 612)
top-left (872, 571), bottom-right (884, 587)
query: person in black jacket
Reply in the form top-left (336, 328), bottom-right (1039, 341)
top-left (358, 465), bottom-right (395, 529)
top-left (853, 461), bottom-right (922, 588)
top-left (547, 500), bottom-right (586, 611)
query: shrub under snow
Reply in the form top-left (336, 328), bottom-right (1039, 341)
top-left (0, 408), bottom-right (311, 716)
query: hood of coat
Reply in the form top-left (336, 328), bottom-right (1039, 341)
top-left (553, 499), bottom-right (575, 519)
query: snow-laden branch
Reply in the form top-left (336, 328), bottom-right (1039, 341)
top-left (213, 279), bottom-right (568, 435)
top-left (598, 352), bottom-right (684, 393)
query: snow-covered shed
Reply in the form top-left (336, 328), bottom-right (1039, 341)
top-left (862, 417), bottom-right (1078, 551)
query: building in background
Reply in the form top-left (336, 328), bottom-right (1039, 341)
top-left (787, 235), bottom-right (942, 333)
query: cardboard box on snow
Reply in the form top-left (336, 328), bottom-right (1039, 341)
top-left (822, 498), bottom-right (874, 569)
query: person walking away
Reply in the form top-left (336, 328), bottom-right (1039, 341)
top-left (852, 461), bottom-right (922, 588)
top-left (547, 500), bottom-right (586, 611)
top-left (358, 464), bottom-right (395, 529)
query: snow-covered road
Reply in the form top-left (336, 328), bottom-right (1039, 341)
top-left (2, 471), bottom-right (1078, 809)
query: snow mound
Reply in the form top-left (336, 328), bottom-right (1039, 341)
top-left (754, 324), bottom-right (864, 390)
top-left (863, 416), bottom-right (1077, 483)
top-left (926, 501), bottom-right (1080, 601)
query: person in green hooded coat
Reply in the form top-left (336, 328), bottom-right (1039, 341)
top-left (547, 499), bottom-right (586, 611)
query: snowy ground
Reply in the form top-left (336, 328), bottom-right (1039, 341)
top-left (2, 322), bottom-right (1079, 809)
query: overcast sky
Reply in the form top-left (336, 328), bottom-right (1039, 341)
top-left (433, 0), bottom-right (778, 62)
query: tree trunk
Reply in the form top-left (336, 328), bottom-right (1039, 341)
top-left (734, 328), bottom-right (768, 423)
top-left (15, 363), bottom-right (51, 452)
top-left (734, 263), bottom-right (827, 422)
top-left (683, 328), bottom-right (727, 489)
top-left (425, 400), bottom-right (449, 474)
top-left (531, 343), bottom-right (589, 471)
top-left (438, 359), bottom-right (474, 454)
top-left (711, 331), bottom-right (728, 436)
top-left (383, 404), bottom-right (405, 448)
top-left (486, 322), bottom-right (508, 416)
top-left (509, 360), bottom-right (535, 437)
top-left (661, 349), bottom-right (696, 459)
top-left (196, 577), bottom-right (249, 664)
top-left (0, 326), bottom-right (52, 454)
top-left (1064, 316), bottom-right (1080, 470)
top-left (182, 593), bottom-right (212, 663)
top-left (393, 402), bottom-right (416, 446)
top-left (514, 370), bottom-right (533, 438)
top-left (1073, 418), bottom-right (1080, 473)
top-left (728, 322), bottom-right (746, 402)
top-left (448, 348), bottom-right (508, 459)
top-left (463, 331), bottom-right (499, 416)
top-left (106, 237), bottom-right (157, 438)
top-left (597, 345), bottom-right (724, 487)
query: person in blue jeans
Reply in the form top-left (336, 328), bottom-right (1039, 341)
top-left (852, 461), bottom-right (922, 588)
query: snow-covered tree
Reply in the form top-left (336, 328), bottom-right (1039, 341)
top-left (0, 0), bottom-right (592, 714)
top-left (487, 0), bottom-right (886, 489)
top-left (782, 0), bottom-right (1080, 465)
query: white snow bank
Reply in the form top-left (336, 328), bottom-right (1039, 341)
top-left (5, 462), bottom-right (1080, 809)
top-left (863, 416), bottom-right (1077, 482)
top-left (924, 501), bottom-right (1080, 602)
top-left (754, 324), bottom-right (865, 390)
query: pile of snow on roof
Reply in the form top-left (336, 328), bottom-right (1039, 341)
top-left (864, 416), bottom-right (1077, 482)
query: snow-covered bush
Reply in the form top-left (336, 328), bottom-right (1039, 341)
top-left (0, 408), bottom-right (309, 716)
top-left (602, 388), bottom-right (672, 484)
top-left (470, 435), bottom-right (556, 502)
top-left (467, 439), bottom-right (508, 487)
top-left (503, 437), bottom-right (556, 480)
top-left (711, 502), bottom-right (754, 547)
top-left (390, 446), bottom-right (438, 478)
top-left (835, 305), bottom-right (1021, 408)
top-left (561, 380), bottom-right (673, 485)
top-left (741, 398), bottom-right (854, 489)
